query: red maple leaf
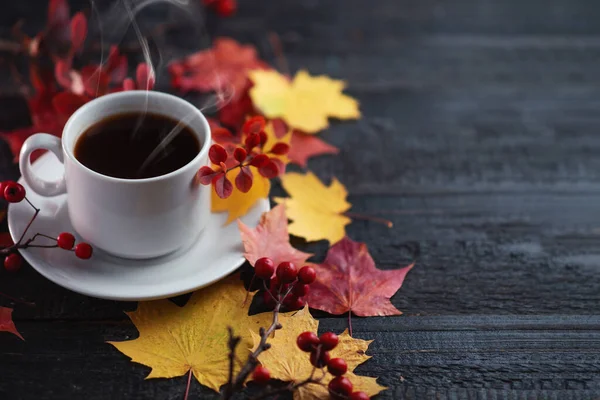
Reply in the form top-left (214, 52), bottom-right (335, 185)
top-left (238, 205), bottom-right (313, 276)
top-left (169, 37), bottom-right (269, 99)
top-left (288, 131), bottom-right (340, 167)
top-left (306, 237), bottom-right (414, 332)
top-left (0, 306), bottom-right (24, 340)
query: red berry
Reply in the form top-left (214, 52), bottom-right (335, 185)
top-left (320, 332), bottom-right (339, 351)
top-left (252, 366), bottom-right (270, 385)
top-left (349, 392), bottom-right (370, 400)
top-left (327, 358), bottom-right (348, 376)
top-left (233, 147), bottom-right (247, 163)
top-left (75, 243), bottom-right (93, 259)
top-left (254, 257), bottom-right (275, 279)
top-left (4, 253), bottom-right (22, 272)
top-left (4, 182), bottom-right (25, 203)
top-left (296, 331), bottom-right (319, 352)
top-left (276, 261), bottom-right (297, 283)
top-left (57, 232), bottom-right (76, 250)
top-left (209, 144), bottom-right (228, 164)
top-left (270, 142), bottom-right (290, 155)
top-left (292, 283), bottom-right (309, 297)
top-left (282, 293), bottom-right (296, 307)
top-left (328, 376), bottom-right (353, 397)
top-left (269, 276), bottom-right (281, 291)
top-left (289, 296), bottom-right (306, 310)
top-left (310, 350), bottom-right (330, 368)
top-left (262, 291), bottom-right (275, 308)
top-left (298, 266), bottom-right (316, 284)
top-left (215, 0), bottom-right (237, 17)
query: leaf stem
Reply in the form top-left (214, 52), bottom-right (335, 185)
top-left (344, 211), bottom-right (393, 228)
top-left (348, 312), bottom-right (353, 337)
top-left (183, 369), bottom-right (192, 400)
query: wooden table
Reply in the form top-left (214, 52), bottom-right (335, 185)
top-left (2, 0), bottom-right (600, 399)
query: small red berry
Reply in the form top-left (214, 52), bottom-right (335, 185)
top-left (262, 291), bottom-right (275, 308)
top-left (57, 232), bottom-right (76, 250)
top-left (215, 0), bottom-right (236, 17)
top-left (4, 182), bottom-right (25, 203)
top-left (250, 154), bottom-right (270, 168)
top-left (296, 331), bottom-right (319, 352)
top-left (252, 366), bottom-right (270, 385)
top-left (75, 243), bottom-right (93, 259)
top-left (298, 266), bottom-right (316, 284)
top-left (233, 147), bottom-right (247, 163)
top-left (269, 276), bottom-right (281, 291)
top-left (270, 142), bottom-right (290, 155)
top-left (327, 358), bottom-right (348, 376)
top-left (310, 350), bottom-right (330, 368)
top-left (292, 283), bottom-right (309, 297)
top-left (328, 376), bottom-right (353, 397)
top-left (4, 253), bottom-right (22, 272)
top-left (320, 332), bottom-right (339, 351)
top-left (276, 261), bottom-right (297, 283)
top-left (282, 293), bottom-right (296, 307)
top-left (209, 144), bottom-right (228, 164)
top-left (349, 392), bottom-right (370, 400)
top-left (289, 296), bottom-right (306, 310)
top-left (255, 257), bottom-right (275, 279)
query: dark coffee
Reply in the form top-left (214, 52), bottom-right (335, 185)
top-left (74, 112), bottom-right (200, 179)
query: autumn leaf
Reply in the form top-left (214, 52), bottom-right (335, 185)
top-left (289, 131), bottom-right (340, 167)
top-left (108, 275), bottom-right (271, 392)
top-left (211, 123), bottom-right (291, 224)
top-left (249, 69), bottom-right (360, 134)
top-left (238, 204), bottom-right (312, 274)
top-left (251, 306), bottom-right (386, 399)
top-left (274, 172), bottom-right (351, 244)
top-left (306, 237), bottom-right (414, 331)
top-left (169, 37), bottom-right (269, 99)
top-left (0, 306), bottom-right (23, 340)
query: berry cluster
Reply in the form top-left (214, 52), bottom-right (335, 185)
top-left (297, 331), bottom-right (370, 400)
top-left (198, 116), bottom-right (289, 199)
top-left (0, 180), bottom-right (92, 271)
top-left (202, 0), bottom-right (238, 17)
top-left (253, 257), bottom-right (316, 311)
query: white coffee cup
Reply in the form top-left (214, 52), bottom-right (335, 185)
top-left (19, 91), bottom-right (211, 259)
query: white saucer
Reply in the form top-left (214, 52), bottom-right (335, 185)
top-left (7, 152), bottom-right (269, 301)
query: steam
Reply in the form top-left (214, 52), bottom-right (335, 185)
top-left (86, 0), bottom-right (232, 174)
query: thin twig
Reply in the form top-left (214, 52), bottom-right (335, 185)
top-left (183, 369), bottom-right (192, 400)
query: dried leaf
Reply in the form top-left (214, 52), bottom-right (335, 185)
top-left (52, 92), bottom-right (89, 118)
top-left (212, 167), bottom-right (270, 224)
top-left (69, 12), bottom-right (87, 52)
top-left (108, 275), bottom-right (270, 392)
top-left (251, 306), bottom-right (386, 399)
top-left (289, 131), bottom-right (340, 167)
top-left (238, 204), bottom-right (312, 274)
top-left (169, 37), bottom-right (268, 99)
top-left (274, 172), bottom-right (351, 244)
top-left (235, 166), bottom-right (253, 193)
top-left (0, 306), bottom-right (24, 340)
top-left (249, 69), bottom-right (360, 134)
top-left (306, 237), bottom-right (414, 318)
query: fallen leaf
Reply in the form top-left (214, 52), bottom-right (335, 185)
top-left (249, 69), bottom-right (360, 134)
top-left (238, 204), bottom-right (312, 273)
top-left (212, 167), bottom-right (270, 224)
top-left (169, 37), bottom-right (269, 99)
top-left (211, 122), bottom-right (291, 224)
top-left (289, 131), bottom-right (340, 167)
top-left (306, 237), bottom-right (414, 320)
top-left (108, 275), bottom-right (270, 392)
top-left (0, 306), bottom-right (24, 340)
top-left (251, 306), bottom-right (386, 399)
top-left (274, 172), bottom-right (351, 244)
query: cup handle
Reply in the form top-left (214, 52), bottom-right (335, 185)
top-left (19, 134), bottom-right (66, 197)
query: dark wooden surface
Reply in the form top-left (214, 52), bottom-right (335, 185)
top-left (3, 0), bottom-right (600, 399)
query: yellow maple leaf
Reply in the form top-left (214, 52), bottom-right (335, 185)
top-left (108, 275), bottom-right (271, 392)
top-left (274, 171), bottom-right (351, 244)
top-left (249, 69), bottom-right (360, 134)
top-left (211, 123), bottom-right (291, 224)
top-left (251, 306), bottom-right (386, 400)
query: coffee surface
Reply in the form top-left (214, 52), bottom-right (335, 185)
top-left (74, 112), bottom-right (200, 179)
